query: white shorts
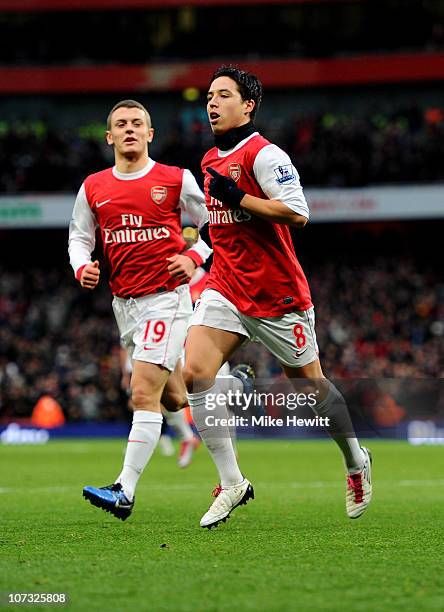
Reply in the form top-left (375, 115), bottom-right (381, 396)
top-left (113, 285), bottom-right (193, 372)
top-left (189, 289), bottom-right (319, 368)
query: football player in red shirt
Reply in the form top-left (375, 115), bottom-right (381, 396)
top-left (69, 100), bottom-right (211, 520)
top-left (183, 66), bottom-right (372, 528)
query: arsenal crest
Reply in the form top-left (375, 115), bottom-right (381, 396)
top-left (151, 186), bottom-right (167, 204)
top-left (228, 163), bottom-right (241, 182)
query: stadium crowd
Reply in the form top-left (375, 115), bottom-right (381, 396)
top-left (0, 255), bottom-right (442, 421)
top-left (1, 105), bottom-right (443, 194)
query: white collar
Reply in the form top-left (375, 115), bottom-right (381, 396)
top-left (112, 158), bottom-right (155, 180)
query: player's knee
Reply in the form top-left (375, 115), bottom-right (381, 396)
top-left (182, 366), bottom-right (194, 391)
top-left (131, 386), bottom-right (158, 411)
top-left (182, 363), bottom-right (215, 393)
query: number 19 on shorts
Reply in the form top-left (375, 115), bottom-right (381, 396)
top-left (143, 319), bottom-right (167, 350)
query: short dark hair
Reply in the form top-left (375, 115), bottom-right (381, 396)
top-left (210, 65), bottom-right (263, 121)
top-left (106, 99), bottom-right (151, 130)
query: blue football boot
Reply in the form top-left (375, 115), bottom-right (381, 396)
top-left (82, 483), bottom-right (134, 521)
top-left (230, 363), bottom-right (265, 418)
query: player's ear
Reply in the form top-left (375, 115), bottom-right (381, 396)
top-left (244, 99), bottom-right (255, 117)
top-left (147, 127), bottom-right (154, 144)
top-left (105, 130), bottom-right (114, 146)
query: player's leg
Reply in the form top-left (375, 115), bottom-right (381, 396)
top-left (282, 359), bottom-right (372, 519)
top-left (83, 361), bottom-right (168, 519)
top-left (158, 415), bottom-right (175, 456)
top-left (183, 323), bottom-right (244, 481)
top-left (217, 361), bottom-right (238, 455)
top-left (183, 324), bottom-right (254, 528)
top-left (115, 360), bottom-right (169, 498)
top-left (242, 307), bottom-right (372, 518)
top-left (83, 288), bottom-right (192, 520)
top-left (282, 359), bottom-right (365, 469)
top-left (161, 360), bottom-right (200, 468)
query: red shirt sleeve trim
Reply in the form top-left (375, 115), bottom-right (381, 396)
top-left (184, 250), bottom-right (203, 267)
top-left (75, 264), bottom-right (87, 281)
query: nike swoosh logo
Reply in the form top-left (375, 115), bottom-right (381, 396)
top-left (294, 346), bottom-right (308, 357)
top-left (96, 199), bottom-right (111, 208)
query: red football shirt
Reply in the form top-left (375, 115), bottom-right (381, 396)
top-left (202, 133), bottom-right (312, 317)
top-left (69, 161), bottom-right (209, 298)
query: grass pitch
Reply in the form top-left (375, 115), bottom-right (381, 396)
top-left (1, 439), bottom-right (443, 611)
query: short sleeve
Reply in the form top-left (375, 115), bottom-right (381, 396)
top-left (252, 144), bottom-right (309, 219)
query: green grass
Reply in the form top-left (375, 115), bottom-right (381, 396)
top-left (1, 439), bottom-right (443, 611)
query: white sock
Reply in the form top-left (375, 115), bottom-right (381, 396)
top-left (187, 384), bottom-right (243, 487)
top-left (218, 376), bottom-right (246, 452)
top-left (227, 408), bottom-right (238, 456)
top-left (311, 384), bottom-right (365, 471)
top-left (213, 374), bottom-right (244, 395)
top-left (116, 410), bottom-right (162, 500)
top-left (163, 408), bottom-right (194, 442)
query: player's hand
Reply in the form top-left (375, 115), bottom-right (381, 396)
top-left (80, 260), bottom-right (100, 289)
top-left (166, 254), bottom-right (197, 283)
top-left (207, 167), bottom-right (246, 209)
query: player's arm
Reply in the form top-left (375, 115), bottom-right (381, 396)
top-left (207, 144), bottom-right (309, 228)
top-left (68, 183), bottom-right (101, 289)
top-left (239, 194), bottom-right (307, 228)
top-left (167, 169), bottom-right (213, 282)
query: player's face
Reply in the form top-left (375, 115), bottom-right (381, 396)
top-left (207, 76), bottom-right (255, 134)
top-left (106, 107), bottom-right (154, 158)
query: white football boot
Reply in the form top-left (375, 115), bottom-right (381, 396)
top-left (200, 478), bottom-right (254, 529)
top-left (346, 446), bottom-right (373, 519)
top-left (158, 434), bottom-right (175, 457)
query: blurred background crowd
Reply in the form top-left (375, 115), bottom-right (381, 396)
top-left (1, 104), bottom-right (444, 193)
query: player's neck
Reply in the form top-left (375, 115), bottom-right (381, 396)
top-left (214, 121), bottom-right (256, 151)
top-left (114, 153), bottom-right (150, 174)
